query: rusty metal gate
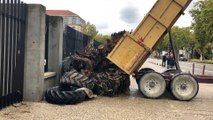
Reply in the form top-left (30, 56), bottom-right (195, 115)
top-left (0, 0), bottom-right (27, 109)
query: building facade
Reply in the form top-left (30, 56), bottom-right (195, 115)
top-left (46, 10), bottom-right (85, 32)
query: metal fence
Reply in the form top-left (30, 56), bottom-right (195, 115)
top-left (0, 0), bottom-right (27, 109)
top-left (63, 25), bottom-right (91, 59)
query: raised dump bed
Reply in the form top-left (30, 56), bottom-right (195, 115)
top-left (107, 0), bottom-right (199, 101)
top-left (107, 0), bottom-right (192, 75)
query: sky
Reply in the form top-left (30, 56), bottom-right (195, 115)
top-left (22, 0), bottom-right (197, 35)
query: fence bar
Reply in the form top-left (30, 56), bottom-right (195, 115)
top-left (14, 0), bottom-right (19, 103)
top-left (4, 0), bottom-right (10, 107)
top-left (16, 0), bottom-right (21, 102)
top-left (1, 0), bottom-right (6, 109)
top-left (20, 2), bottom-right (27, 101)
top-left (12, 0), bottom-right (17, 103)
top-left (0, 0), bottom-right (2, 109)
top-left (8, 0), bottom-right (14, 105)
top-left (18, 1), bottom-right (25, 102)
top-left (0, 0), bottom-right (3, 109)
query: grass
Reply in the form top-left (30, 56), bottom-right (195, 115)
top-left (190, 59), bottom-right (213, 64)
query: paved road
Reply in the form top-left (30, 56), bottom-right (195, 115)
top-left (0, 59), bottom-right (213, 120)
top-left (146, 58), bottom-right (213, 75)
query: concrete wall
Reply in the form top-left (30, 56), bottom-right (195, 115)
top-left (23, 5), bottom-right (63, 101)
top-left (46, 16), bottom-right (63, 85)
top-left (24, 4), bottom-right (46, 101)
top-left (43, 16), bottom-right (63, 101)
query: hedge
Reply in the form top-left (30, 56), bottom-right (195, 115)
top-left (190, 59), bottom-right (213, 64)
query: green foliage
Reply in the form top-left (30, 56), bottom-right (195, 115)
top-left (160, 26), bottom-right (194, 56)
top-left (155, 38), bottom-right (168, 56)
top-left (81, 21), bottom-right (98, 39)
top-left (205, 45), bottom-right (213, 59)
top-left (95, 34), bottom-right (111, 43)
top-left (190, 0), bottom-right (213, 60)
top-left (81, 21), bottom-right (111, 44)
top-left (171, 27), bottom-right (194, 53)
top-left (190, 59), bottom-right (213, 64)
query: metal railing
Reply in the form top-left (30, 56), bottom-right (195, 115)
top-left (0, 0), bottom-right (27, 109)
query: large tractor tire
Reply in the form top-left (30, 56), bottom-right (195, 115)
top-left (138, 72), bottom-right (166, 99)
top-left (170, 73), bottom-right (199, 101)
top-left (60, 69), bottom-right (94, 90)
top-left (45, 86), bottom-right (96, 104)
top-left (61, 56), bottom-right (74, 75)
top-left (45, 86), bottom-right (86, 104)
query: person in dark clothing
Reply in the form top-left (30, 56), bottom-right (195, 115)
top-left (167, 52), bottom-right (175, 69)
top-left (162, 53), bottom-right (167, 67)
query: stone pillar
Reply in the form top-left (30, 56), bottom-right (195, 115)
top-left (23, 4), bottom-right (46, 101)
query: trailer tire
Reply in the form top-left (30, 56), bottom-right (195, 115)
top-left (161, 69), bottom-right (180, 91)
top-left (170, 73), bottom-right (199, 101)
top-left (135, 68), bottom-right (154, 84)
top-left (60, 69), bottom-right (94, 90)
top-left (161, 69), bottom-right (180, 76)
top-left (45, 86), bottom-right (86, 104)
top-left (138, 72), bottom-right (166, 99)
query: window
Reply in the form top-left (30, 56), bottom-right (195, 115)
top-left (63, 17), bottom-right (68, 25)
top-left (72, 17), bottom-right (77, 24)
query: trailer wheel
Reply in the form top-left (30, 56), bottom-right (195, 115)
top-left (138, 72), bottom-right (166, 98)
top-left (135, 68), bottom-right (154, 84)
top-left (162, 69), bottom-right (180, 76)
top-left (170, 73), bottom-right (199, 101)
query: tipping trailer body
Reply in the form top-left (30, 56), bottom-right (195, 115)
top-left (107, 0), bottom-right (192, 75)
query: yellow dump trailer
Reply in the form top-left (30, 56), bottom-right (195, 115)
top-left (107, 0), bottom-right (192, 74)
top-left (107, 0), bottom-right (199, 101)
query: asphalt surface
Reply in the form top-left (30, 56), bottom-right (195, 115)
top-left (0, 58), bottom-right (213, 120)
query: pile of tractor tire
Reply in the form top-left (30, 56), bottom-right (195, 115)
top-left (45, 31), bottom-right (130, 105)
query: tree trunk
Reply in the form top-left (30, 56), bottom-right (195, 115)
top-left (200, 53), bottom-right (203, 61)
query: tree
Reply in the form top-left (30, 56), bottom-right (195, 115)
top-left (81, 21), bottom-right (98, 39)
top-left (155, 38), bottom-right (168, 57)
top-left (94, 34), bottom-right (111, 43)
top-left (190, 0), bottom-right (213, 60)
top-left (81, 21), bottom-right (111, 44)
top-left (170, 27), bottom-right (194, 56)
top-left (159, 27), bottom-right (194, 58)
